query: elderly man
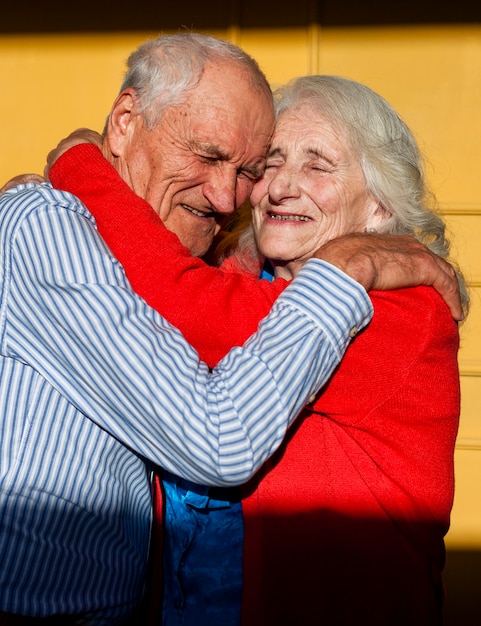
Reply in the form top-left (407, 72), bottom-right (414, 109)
top-left (0, 33), bottom-right (460, 626)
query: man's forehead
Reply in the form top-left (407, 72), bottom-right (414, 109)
top-left (182, 97), bottom-right (273, 155)
top-left (196, 60), bottom-right (274, 112)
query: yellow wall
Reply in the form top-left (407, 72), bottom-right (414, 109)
top-left (1, 9), bottom-right (480, 623)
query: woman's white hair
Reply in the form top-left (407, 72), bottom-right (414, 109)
top-left (276, 77), bottom-right (441, 241)
top-left (221, 75), bottom-right (468, 314)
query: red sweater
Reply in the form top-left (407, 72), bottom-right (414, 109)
top-left (50, 145), bottom-right (460, 625)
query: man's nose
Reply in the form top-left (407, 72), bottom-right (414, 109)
top-left (203, 167), bottom-right (238, 215)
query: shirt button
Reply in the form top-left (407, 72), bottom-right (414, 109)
top-left (307, 394), bottom-right (316, 404)
top-left (349, 326), bottom-right (359, 338)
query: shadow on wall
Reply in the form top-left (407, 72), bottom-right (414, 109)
top-left (444, 549), bottom-right (481, 625)
top-left (2, 0), bottom-right (481, 33)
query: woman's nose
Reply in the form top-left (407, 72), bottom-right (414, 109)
top-left (267, 166), bottom-right (300, 203)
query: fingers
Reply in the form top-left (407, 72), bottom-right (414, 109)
top-left (0, 173), bottom-right (45, 195)
top-left (44, 128), bottom-right (103, 179)
top-left (398, 243), bottom-right (463, 320)
top-left (314, 233), bottom-right (463, 320)
top-left (428, 256), bottom-right (463, 321)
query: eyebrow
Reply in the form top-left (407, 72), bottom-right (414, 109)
top-left (267, 147), bottom-right (284, 159)
top-left (307, 147), bottom-right (336, 166)
top-left (268, 145), bottom-right (335, 167)
top-left (306, 147), bottom-right (324, 159)
top-left (197, 143), bottom-right (230, 160)
top-left (196, 142), bottom-right (265, 178)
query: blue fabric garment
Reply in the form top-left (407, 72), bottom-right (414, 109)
top-left (0, 182), bottom-right (372, 622)
top-left (161, 472), bottom-right (243, 626)
top-left (259, 259), bottom-right (275, 282)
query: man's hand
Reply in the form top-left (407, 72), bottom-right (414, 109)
top-left (0, 173), bottom-right (45, 195)
top-left (45, 128), bottom-right (103, 179)
top-left (315, 232), bottom-right (463, 320)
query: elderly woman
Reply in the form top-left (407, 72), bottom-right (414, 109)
top-left (47, 75), bottom-right (467, 626)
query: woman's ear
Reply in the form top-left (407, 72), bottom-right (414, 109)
top-left (104, 89), bottom-right (137, 158)
top-left (365, 198), bottom-right (392, 232)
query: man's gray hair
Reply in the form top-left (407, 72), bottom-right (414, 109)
top-left (120, 32), bottom-right (272, 128)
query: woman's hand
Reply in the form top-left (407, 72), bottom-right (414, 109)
top-left (45, 128), bottom-right (103, 179)
top-left (0, 173), bottom-right (45, 194)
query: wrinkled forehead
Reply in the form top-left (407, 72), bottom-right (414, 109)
top-left (190, 65), bottom-right (274, 146)
top-left (199, 59), bottom-right (273, 112)
top-left (274, 101), bottom-right (353, 149)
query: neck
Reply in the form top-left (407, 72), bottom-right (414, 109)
top-left (270, 260), bottom-right (299, 281)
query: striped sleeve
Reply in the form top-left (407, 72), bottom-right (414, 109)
top-left (2, 185), bottom-right (372, 486)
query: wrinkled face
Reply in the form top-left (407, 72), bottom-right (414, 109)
top-left (250, 102), bottom-right (381, 279)
top-left (110, 61), bottom-right (274, 257)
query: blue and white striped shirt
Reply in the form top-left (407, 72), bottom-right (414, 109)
top-left (0, 183), bottom-right (372, 622)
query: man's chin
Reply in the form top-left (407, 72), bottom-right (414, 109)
top-left (184, 238), bottom-right (214, 259)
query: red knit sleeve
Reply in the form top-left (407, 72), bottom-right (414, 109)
top-left (49, 144), bottom-right (288, 368)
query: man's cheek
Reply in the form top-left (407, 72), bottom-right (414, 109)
top-left (237, 180), bottom-right (255, 208)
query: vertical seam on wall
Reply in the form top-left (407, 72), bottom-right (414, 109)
top-left (308, 0), bottom-right (320, 74)
top-left (228, 0), bottom-right (241, 46)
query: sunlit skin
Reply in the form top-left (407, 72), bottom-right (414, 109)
top-left (103, 60), bottom-right (275, 257)
top-left (250, 102), bottom-right (389, 279)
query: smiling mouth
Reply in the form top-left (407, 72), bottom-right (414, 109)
top-left (182, 204), bottom-right (215, 218)
top-left (267, 211), bottom-right (311, 222)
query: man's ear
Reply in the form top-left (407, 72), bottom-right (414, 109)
top-left (105, 89), bottom-right (138, 158)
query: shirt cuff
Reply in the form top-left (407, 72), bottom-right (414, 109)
top-left (277, 258), bottom-right (373, 346)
